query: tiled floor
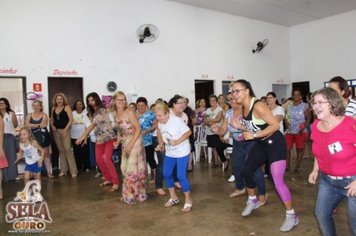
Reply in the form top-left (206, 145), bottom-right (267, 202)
top-left (0, 157), bottom-right (350, 235)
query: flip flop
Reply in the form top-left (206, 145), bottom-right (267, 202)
top-left (99, 181), bottom-right (112, 187)
top-left (164, 198), bottom-right (180, 207)
top-left (181, 202), bottom-right (193, 213)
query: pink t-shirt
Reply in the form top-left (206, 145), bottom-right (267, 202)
top-left (311, 116), bottom-right (356, 176)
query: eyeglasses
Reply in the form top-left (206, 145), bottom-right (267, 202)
top-left (231, 88), bottom-right (246, 94)
top-left (312, 101), bottom-right (329, 106)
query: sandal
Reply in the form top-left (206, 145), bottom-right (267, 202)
top-left (99, 181), bottom-right (112, 187)
top-left (109, 184), bottom-right (119, 192)
top-left (181, 202), bottom-right (193, 213)
top-left (122, 198), bottom-right (135, 205)
top-left (164, 198), bottom-right (180, 208)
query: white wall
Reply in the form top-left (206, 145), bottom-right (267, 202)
top-left (290, 9), bottom-right (356, 92)
top-left (0, 0), bottom-right (290, 111)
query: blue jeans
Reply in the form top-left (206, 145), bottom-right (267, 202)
top-left (163, 155), bottom-right (190, 193)
top-left (315, 173), bottom-right (356, 236)
top-left (231, 140), bottom-right (265, 195)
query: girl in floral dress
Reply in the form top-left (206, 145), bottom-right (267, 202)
top-left (112, 91), bottom-right (147, 205)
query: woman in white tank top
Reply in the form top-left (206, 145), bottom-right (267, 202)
top-left (0, 97), bottom-right (18, 182)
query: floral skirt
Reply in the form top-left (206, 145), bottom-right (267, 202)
top-left (120, 137), bottom-right (147, 204)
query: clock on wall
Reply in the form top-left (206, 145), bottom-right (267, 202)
top-left (107, 81), bottom-right (117, 92)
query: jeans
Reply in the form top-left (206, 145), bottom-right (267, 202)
top-left (163, 155), bottom-right (190, 193)
top-left (232, 140), bottom-right (265, 195)
top-left (315, 173), bottom-right (356, 236)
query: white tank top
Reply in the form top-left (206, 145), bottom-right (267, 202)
top-left (3, 112), bottom-right (15, 135)
top-left (20, 142), bottom-right (40, 165)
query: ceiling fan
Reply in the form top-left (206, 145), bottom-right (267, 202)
top-left (252, 39), bottom-right (269, 53)
top-left (136, 24), bottom-right (160, 44)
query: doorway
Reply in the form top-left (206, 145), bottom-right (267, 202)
top-left (48, 77), bottom-right (83, 171)
top-left (222, 81), bottom-right (232, 95)
top-left (48, 77), bottom-right (83, 110)
top-left (292, 81), bottom-right (310, 102)
top-left (272, 84), bottom-right (290, 104)
top-left (195, 80), bottom-right (214, 108)
top-left (0, 76), bottom-right (26, 125)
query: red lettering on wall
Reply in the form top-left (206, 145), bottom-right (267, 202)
top-left (53, 70), bottom-right (78, 76)
top-left (0, 67), bottom-right (18, 74)
top-left (201, 74), bottom-right (208, 79)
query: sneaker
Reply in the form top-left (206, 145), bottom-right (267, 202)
top-left (241, 198), bottom-right (258, 216)
top-left (280, 213), bottom-right (300, 232)
top-left (228, 175), bottom-right (235, 183)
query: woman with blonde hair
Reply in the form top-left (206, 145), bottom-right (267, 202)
top-left (112, 91), bottom-right (147, 205)
top-left (25, 100), bottom-right (53, 178)
top-left (50, 93), bottom-right (77, 177)
top-left (15, 127), bottom-right (44, 185)
top-left (218, 94), bottom-right (230, 113)
top-left (155, 102), bottom-right (193, 212)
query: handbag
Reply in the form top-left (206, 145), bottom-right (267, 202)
top-left (32, 128), bottom-right (50, 147)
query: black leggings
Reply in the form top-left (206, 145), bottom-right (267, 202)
top-left (242, 131), bottom-right (286, 189)
top-left (145, 145), bottom-right (157, 170)
top-left (207, 135), bottom-right (230, 162)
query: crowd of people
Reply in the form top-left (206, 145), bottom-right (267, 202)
top-left (0, 75), bottom-right (355, 234)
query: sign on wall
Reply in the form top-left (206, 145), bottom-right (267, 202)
top-left (33, 83), bottom-right (42, 92)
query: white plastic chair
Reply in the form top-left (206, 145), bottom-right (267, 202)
top-left (223, 146), bottom-right (233, 171)
top-left (194, 125), bottom-right (212, 163)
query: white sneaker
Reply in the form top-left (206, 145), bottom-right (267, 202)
top-left (241, 198), bottom-right (258, 216)
top-left (228, 175), bottom-right (235, 183)
top-left (280, 213), bottom-right (300, 232)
